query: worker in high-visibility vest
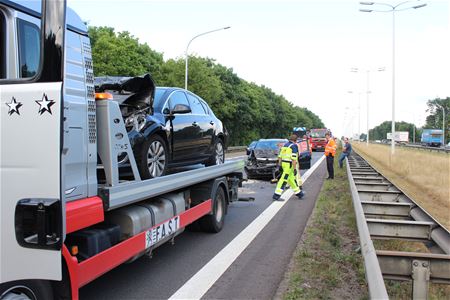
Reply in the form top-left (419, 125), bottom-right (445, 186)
top-left (324, 132), bottom-right (337, 179)
top-left (272, 134), bottom-right (305, 201)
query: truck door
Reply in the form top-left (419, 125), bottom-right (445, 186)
top-left (0, 0), bottom-right (66, 282)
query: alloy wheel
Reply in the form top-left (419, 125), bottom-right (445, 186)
top-left (147, 140), bottom-right (166, 177)
top-left (215, 142), bottom-right (224, 165)
top-left (215, 191), bottom-right (224, 223)
top-left (1, 285), bottom-right (36, 300)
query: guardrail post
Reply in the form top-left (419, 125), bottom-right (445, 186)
top-left (412, 260), bottom-right (430, 300)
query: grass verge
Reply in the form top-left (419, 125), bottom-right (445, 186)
top-left (282, 150), bottom-right (368, 299)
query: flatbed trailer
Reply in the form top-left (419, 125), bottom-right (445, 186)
top-left (0, 1), bottom-right (244, 299)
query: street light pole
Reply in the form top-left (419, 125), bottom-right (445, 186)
top-left (358, 92), bottom-right (361, 140)
top-left (366, 70), bottom-right (370, 146)
top-left (185, 26), bottom-right (231, 90)
top-left (351, 68), bottom-right (384, 144)
top-left (391, 8), bottom-right (396, 153)
top-left (359, 1), bottom-right (427, 154)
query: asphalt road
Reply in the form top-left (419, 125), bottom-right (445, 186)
top-left (80, 152), bottom-right (325, 300)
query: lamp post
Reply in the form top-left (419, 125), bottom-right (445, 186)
top-left (185, 26), bottom-right (231, 90)
top-left (351, 67), bottom-right (385, 145)
top-left (436, 103), bottom-right (446, 145)
top-left (360, 1), bottom-right (427, 154)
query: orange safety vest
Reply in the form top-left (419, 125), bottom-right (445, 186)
top-left (325, 138), bottom-right (336, 157)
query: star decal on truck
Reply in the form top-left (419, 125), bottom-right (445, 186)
top-left (35, 93), bottom-right (56, 115)
top-left (5, 97), bottom-right (23, 115)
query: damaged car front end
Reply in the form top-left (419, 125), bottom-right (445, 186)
top-left (245, 139), bottom-right (286, 179)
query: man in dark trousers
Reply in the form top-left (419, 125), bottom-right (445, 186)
top-left (339, 137), bottom-right (352, 168)
top-left (324, 133), bottom-right (336, 179)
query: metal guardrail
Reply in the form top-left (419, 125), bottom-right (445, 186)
top-left (226, 146), bottom-right (247, 152)
top-left (346, 160), bottom-right (389, 299)
top-left (346, 152), bottom-right (450, 299)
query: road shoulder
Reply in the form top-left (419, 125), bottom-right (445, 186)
top-left (276, 153), bottom-right (368, 299)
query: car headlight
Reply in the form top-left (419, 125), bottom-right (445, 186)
top-left (124, 113), bottom-right (146, 132)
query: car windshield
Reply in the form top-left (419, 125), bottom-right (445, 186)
top-left (311, 129), bottom-right (327, 138)
top-left (255, 140), bottom-right (286, 150)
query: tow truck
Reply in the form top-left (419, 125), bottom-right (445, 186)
top-left (0, 1), bottom-right (244, 299)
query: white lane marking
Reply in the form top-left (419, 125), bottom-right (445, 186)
top-left (169, 155), bottom-right (326, 300)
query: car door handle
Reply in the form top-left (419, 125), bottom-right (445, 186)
top-left (209, 121), bottom-right (215, 125)
top-left (192, 122), bottom-right (199, 127)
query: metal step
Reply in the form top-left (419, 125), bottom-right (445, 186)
top-left (362, 201), bottom-right (412, 217)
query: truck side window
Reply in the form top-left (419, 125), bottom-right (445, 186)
top-left (0, 13), bottom-right (5, 79)
top-left (17, 19), bottom-right (40, 78)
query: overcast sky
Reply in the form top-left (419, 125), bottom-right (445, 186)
top-left (68, 0), bottom-right (449, 138)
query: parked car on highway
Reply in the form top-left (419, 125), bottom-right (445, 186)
top-left (245, 138), bottom-right (311, 178)
top-left (95, 75), bottom-right (227, 179)
top-left (245, 139), bottom-right (285, 178)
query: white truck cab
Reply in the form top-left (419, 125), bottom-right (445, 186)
top-left (0, 1), bottom-right (243, 299)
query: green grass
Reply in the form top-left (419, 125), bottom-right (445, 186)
top-left (283, 150), bottom-right (368, 300)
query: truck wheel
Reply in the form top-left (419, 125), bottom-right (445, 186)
top-left (200, 186), bottom-right (226, 233)
top-left (0, 280), bottom-right (53, 300)
top-left (205, 139), bottom-right (225, 167)
top-left (137, 135), bottom-right (168, 179)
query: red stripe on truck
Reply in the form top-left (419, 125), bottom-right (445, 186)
top-left (66, 196), bottom-right (104, 234)
top-left (70, 199), bottom-right (212, 290)
top-left (180, 199), bottom-right (212, 227)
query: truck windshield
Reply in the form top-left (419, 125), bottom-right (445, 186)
top-left (310, 129), bottom-right (326, 138)
top-left (0, 12), bottom-right (4, 79)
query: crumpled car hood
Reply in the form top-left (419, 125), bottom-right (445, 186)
top-left (94, 74), bottom-right (155, 111)
top-left (253, 149), bottom-right (278, 158)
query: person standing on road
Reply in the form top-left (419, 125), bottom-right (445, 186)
top-left (272, 134), bottom-right (305, 201)
top-left (338, 137), bottom-right (352, 168)
top-left (324, 132), bottom-right (336, 179)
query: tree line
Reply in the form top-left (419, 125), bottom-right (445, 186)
top-left (88, 26), bottom-right (325, 146)
top-left (368, 97), bottom-right (449, 143)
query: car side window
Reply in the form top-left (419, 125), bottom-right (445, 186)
top-left (0, 12), bottom-right (5, 79)
top-left (187, 94), bottom-right (206, 115)
top-left (17, 19), bottom-right (40, 78)
top-left (200, 100), bottom-right (210, 115)
top-left (169, 91), bottom-right (190, 111)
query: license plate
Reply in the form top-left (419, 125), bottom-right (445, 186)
top-left (145, 216), bottom-right (180, 248)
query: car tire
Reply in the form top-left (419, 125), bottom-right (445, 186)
top-left (205, 139), bottom-right (225, 167)
top-left (0, 280), bottom-right (53, 300)
top-left (301, 161), bottom-right (311, 169)
top-left (199, 186), bottom-right (226, 233)
top-left (136, 134), bottom-right (168, 179)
